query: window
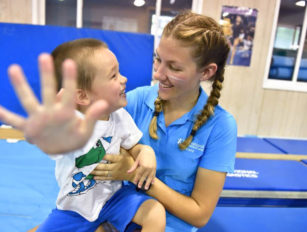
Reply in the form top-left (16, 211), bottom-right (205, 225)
top-left (264, 0), bottom-right (307, 92)
top-left (43, 0), bottom-right (197, 47)
top-left (46, 0), bottom-right (76, 27)
top-left (83, 0), bottom-right (156, 33)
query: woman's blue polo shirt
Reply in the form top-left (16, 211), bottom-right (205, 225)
top-left (125, 84), bottom-right (237, 232)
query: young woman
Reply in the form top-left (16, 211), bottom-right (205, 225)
top-left (91, 11), bottom-right (237, 231)
top-left (0, 11), bottom-right (237, 232)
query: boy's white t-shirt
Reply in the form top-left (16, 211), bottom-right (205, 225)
top-left (50, 108), bottom-right (142, 222)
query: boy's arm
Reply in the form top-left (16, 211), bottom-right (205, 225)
top-left (127, 144), bottom-right (156, 190)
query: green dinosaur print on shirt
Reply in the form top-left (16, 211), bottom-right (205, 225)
top-left (75, 139), bottom-right (106, 180)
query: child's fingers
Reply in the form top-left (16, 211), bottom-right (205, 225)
top-left (39, 54), bottom-right (57, 107)
top-left (0, 106), bottom-right (25, 130)
top-left (137, 169), bottom-right (150, 189)
top-left (127, 159), bottom-right (139, 173)
top-left (61, 59), bottom-right (77, 108)
top-left (143, 169), bottom-right (155, 190)
top-left (133, 167), bottom-right (144, 185)
top-left (8, 65), bottom-right (40, 114)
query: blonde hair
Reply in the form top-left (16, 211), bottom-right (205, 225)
top-left (51, 38), bottom-right (108, 91)
top-left (149, 11), bottom-right (230, 150)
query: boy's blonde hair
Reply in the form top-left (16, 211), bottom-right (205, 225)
top-left (51, 38), bottom-right (108, 91)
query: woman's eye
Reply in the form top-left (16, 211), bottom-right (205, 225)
top-left (170, 66), bottom-right (181, 72)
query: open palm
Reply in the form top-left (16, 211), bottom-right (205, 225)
top-left (0, 54), bottom-right (109, 154)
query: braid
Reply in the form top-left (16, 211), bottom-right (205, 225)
top-left (154, 11), bottom-right (229, 150)
top-left (179, 68), bottom-right (225, 150)
top-left (149, 97), bottom-right (163, 139)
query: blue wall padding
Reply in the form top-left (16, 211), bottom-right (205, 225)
top-left (264, 138), bottom-right (307, 155)
top-left (236, 137), bottom-right (285, 153)
top-left (0, 23), bottom-right (154, 119)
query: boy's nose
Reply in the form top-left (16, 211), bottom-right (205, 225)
top-left (120, 74), bottom-right (127, 84)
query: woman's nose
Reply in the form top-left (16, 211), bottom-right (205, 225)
top-left (153, 63), bottom-right (167, 81)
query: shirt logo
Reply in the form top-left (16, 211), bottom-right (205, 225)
top-left (227, 170), bottom-right (259, 178)
top-left (177, 138), bottom-right (205, 153)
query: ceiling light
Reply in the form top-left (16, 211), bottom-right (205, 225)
top-left (134, 0), bottom-right (145, 7)
top-left (296, 0), bottom-right (306, 7)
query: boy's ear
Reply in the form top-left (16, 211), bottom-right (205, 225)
top-left (75, 89), bottom-right (91, 106)
top-left (200, 63), bottom-right (218, 81)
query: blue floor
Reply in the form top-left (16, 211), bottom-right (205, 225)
top-left (199, 206), bottom-right (307, 232)
top-left (1, 138), bottom-right (307, 232)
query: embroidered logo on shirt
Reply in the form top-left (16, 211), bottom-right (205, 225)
top-left (177, 138), bottom-right (205, 153)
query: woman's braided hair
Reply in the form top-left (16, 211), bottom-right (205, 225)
top-left (149, 11), bottom-right (230, 150)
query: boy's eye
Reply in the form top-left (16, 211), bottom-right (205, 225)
top-left (111, 73), bottom-right (118, 79)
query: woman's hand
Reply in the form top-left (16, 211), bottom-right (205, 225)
top-left (0, 54), bottom-right (109, 154)
top-left (91, 148), bottom-right (136, 182)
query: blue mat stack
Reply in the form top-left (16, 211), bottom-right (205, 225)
top-left (199, 136), bottom-right (307, 232)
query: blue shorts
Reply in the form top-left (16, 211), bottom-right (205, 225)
top-left (37, 185), bottom-right (152, 232)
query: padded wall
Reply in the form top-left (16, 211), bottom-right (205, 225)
top-left (0, 23), bottom-right (154, 119)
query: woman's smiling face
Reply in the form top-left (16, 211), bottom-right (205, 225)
top-left (153, 36), bottom-right (204, 104)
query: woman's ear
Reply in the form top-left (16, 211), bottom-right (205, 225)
top-left (200, 63), bottom-right (218, 81)
top-left (75, 89), bottom-right (91, 106)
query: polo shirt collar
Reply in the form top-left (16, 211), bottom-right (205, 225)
top-left (145, 84), bottom-right (209, 125)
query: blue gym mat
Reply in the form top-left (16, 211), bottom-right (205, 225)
top-left (1, 140), bottom-right (307, 231)
top-left (0, 140), bottom-right (58, 232)
top-left (221, 158), bottom-right (307, 206)
top-left (264, 138), bottom-right (307, 155)
top-left (224, 158), bottom-right (307, 191)
top-left (237, 137), bottom-right (285, 153)
top-left (198, 206), bottom-right (307, 232)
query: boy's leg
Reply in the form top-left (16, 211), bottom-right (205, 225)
top-left (131, 199), bottom-right (165, 232)
top-left (35, 208), bottom-right (101, 232)
top-left (98, 184), bottom-right (158, 232)
top-left (95, 225), bottom-right (106, 232)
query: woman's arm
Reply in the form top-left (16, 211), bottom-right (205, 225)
top-left (147, 168), bottom-right (226, 228)
top-left (92, 151), bottom-right (226, 228)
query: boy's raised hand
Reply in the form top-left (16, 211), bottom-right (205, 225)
top-left (0, 53), bottom-right (109, 154)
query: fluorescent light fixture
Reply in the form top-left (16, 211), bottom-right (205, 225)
top-left (296, 0), bottom-right (306, 7)
top-left (134, 0), bottom-right (145, 7)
